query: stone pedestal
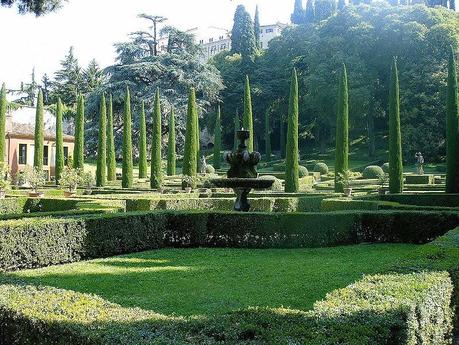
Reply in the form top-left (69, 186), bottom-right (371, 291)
top-left (233, 188), bottom-right (252, 212)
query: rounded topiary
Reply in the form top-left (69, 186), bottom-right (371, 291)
top-left (298, 165), bottom-right (309, 178)
top-left (381, 163), bottom-right (389, 173)
top-left (260, 175), bottom-right (283, 191)
top-left (363, 165), bottom-right (385, 179)
top-left (314, 162), bottom-right (329, 175)
top-left (205, 165), bottom-right (215, 174)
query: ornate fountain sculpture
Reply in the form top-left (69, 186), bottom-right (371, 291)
top-left (211, 129), bottom-right (274, 212)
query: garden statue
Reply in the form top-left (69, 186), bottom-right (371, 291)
top-left (415, 152), bottom-right (424, 175)
top-left (200, 156), bottom-right (207, 174)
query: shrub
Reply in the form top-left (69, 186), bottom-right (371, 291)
top-left (205, 165), bottom-right (215, 174)
top-left (59, 167), bottom-right (82, 192)
top-left (298, 165), bottom-right (308, 178)
top-left (260, 175), bottom-right (283, 191)
top-left (314, 162), bottom-right (329, 174)
top-left (24, 166), bottom-right (46, 192)
top-left (272, 163), bottom-right (285, 172)
top-left (362, 165), bottom-right (384, 179)
top-left (381, 162), bottom-right (390, 173)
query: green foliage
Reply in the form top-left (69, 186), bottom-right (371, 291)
top-left (389, 58), bottom-right (404, 194)
top-left (213, 106), bottom-right (222, 169)
top-left (231, 5), bottom-right (257, 59)
top-left (254, 5), bottom-right (261, 49)
top-left (234, 112), bottom-right (239, 151)
top-left (334, 64), bottom-right (349, 193)
top-left (150, 89), bottom-right (163, 189)
top-left (96, 94), bottom-right (107, 187)
top-left (55, 98), bottom-right (64, 184)
top-left (314, 162), bottom-right (329, 174)
top-left (167, 108), bottom-right (176, 176)
top-left (33, 90), bottom-right (44, 170)
top-left (381, 162), bottom-right (390, 173)
top-left (298, 165), bottom-right (309, 178)
top-left (51, 47), bottom-right (83, 107)
top-left (285, 69), bottom-right (299, 192)
top-left (0, 84), bottom-right (6, 164)
top-left (0, 0), bottom-right (65, 16)
top-left (122, 87), bottom-right (133, 188)
top-left (138, 101), bottom-right (148, 179)
top-left (264, 110), bottom-right (272, 161)
top-left (106, 95), bottom-right (117, 181)
top-left (73, 94), bottom-right (85, 171)
top-left (24, 167), bottom-right (46, 192)
top-left (362, 165), bottom-right (384, 179)
top-left (182, 88), bottom-right (198, 177)
top-left (291, 0), bottom-right (306, 24)
top-left (60, 167), bottom-right (82, 192)
top-left (243, 75), bottom-right (254, 151)
top-left (446, 46), bottom-right (459, 193)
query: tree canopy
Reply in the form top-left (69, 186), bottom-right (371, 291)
top-left (1, 0), bottom-right (65, 16)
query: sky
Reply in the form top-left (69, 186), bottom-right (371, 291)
top-left (0, 0), bottom-right (292, 90)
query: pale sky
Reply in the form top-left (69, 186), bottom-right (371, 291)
top-left (0, 0), bottom-right (292, 89)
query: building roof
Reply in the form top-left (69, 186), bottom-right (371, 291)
top-left (7, 122), bottom-right (74, 142)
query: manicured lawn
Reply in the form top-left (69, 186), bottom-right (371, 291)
top-left (6, 245), bottom-right (426, 317)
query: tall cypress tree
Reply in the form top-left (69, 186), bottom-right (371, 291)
top-left (213, 105), bottom-right (222, 169)
top-left (231, 5), bottom-right (257, 58)
top-left (285, 69), bottom-right (300, 192)
top-left (138, 100), bottom-right (148, 179)
top-left (150, 89), bottom-right (162, 189)
top-left (265, 111), bottom-right (272, 161)
top-left (291, 0), bottom-right (305, 24)
top-left (243, 75), bottom-right (254, 152)
top-left (234, 110), bottom-right (240, 151)
top-left (388, 58), bottom-right (404, 194)
top-left (167, 107), bottom-right (176, 176)
top-left (0, 84), bottom-right (7, 164)
top-left (446, 46), bottom-right (459, 193)
top-left (254, 5), bottom-right (261, 49)
top-left (305, 0), bottom-right (315, 23)
top-left (196, 112), bottom-right (201, 171)
top-left (451, 0), bottom-right (456, 10)
top-left (73, 94), bottom-right (85, 170)
top-left (107, 94), bottom-right (116, 181)
top-left (96, 94), bottom-right (107, 187)
top-left (182, 88), bottom-right (198, 177)
top-left (34, 89), bottom-right (44, 171)
top-left (334, 64), bottom-right (349, 193)
top-left (122, 87), bottom-right (133, 188)
top-left (280, 115), bottom-right (286, 159)
top-left (55, 98), bottom-right (64, 184)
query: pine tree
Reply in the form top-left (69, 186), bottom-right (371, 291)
top-left (446, 46), bottom-right (459, 193)
top-left (254, 5), bottom-right (261, 49)
top-left (388, 58), bottom-right (404, 194)
top-left (234, 111), bottom-right (240, 151)
top-left (243, 75), bottom-right (254, 152)
top-left (73, 94), bottom-right (85, 170)
top-left (55, 98), bottom-right (64, 184)
top-left (280, 115), bottom-right (286, 159)
top-left (0, 84), bottom-right (6, 164)
top-left (334, 64), bottom-right (349, 193)
top-left (213, 106), bottom-right (222, 169)
top-left (34, 90), bottom-right (44, 170)
top-left (264, 111), bottom-right (272, 161)
top-left (182, 88), bottom-right (198, 177)
top-left (150, 89), bottom-right (163, 189)
top-left (167, 107), bottom-right (176, 176)
top-left (291, 0), bottom-right (305, 24)
top-left (107, 94), bottom-right (117, 181)
top-left (231, 5), bottom-right (257, 58)
top-left (305, 0), bottom-right (315, 23)
top-left (53, 47), bottom-right (82, 106)
top-left (96, 94), bottom-right (107, 187)
top-left (138, 100), bottom-right (148, 179)
top-left (285, 69), bottom-right (300, 193)
top-left (122, 87), bottom-right (133, 188)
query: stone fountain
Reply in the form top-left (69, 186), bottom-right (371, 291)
top-left (211, 129), bottom-right (275, 212)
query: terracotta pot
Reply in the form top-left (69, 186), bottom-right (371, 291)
top-left (28, 191), bottom-right (44, 198)
top-left (64, 190), bottom-right (77, 198)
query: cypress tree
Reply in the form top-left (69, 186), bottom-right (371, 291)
top-left (451, 0), bottom-right (456, 10)
top-left (150, 89), bottom-right (162, 189)
top-left (446, 46), bottom-right (459, 193)
top-left (213, 105), bottom-right (222, 169)
top-left (305, 0), bottom-right (315, 23)
top-left (338, 0), bottom-right (346, 10)
top-left (73, 94), bottom-right (85, 170)
top-left (334, 64), bottom-right (349, 193)
top-left (96, 94), bottom-right (107, 187)
top-left (55, 98), bottom-right (64, 184)
top-left (280, 115), bottom-right (286, 159)
top-left (234, 111), bottom-right (240, 151)
top-left (167, 107), bottom-right (176, 176)
top-left (291, 0), bottom-right (305, 24)
top-left (254, 5), bottom-right (261, 49)
top-left (196, 113), bottom-right (201, 171)
top-left (138, 100), bottom-right (148, 179)
top-left (34, 89), bottom-right (44, 170)
top-left (265, 111), bottom-right (272, 161)
top-left (122, 87), bottom-right (133, 188)
top-left (107, 94), bottom-right (116, 181)
top-left (231, 5), bottom-right (257, 58)
top-left (388, 58), bottom-right (404, 194)
top-left (0, 83), bottom-right (7, 164)
top-left (182, 88), bottom-right (198, 177)
top-left (285, 69), bottom-right (300, 192)
top-left (243, 75), bottom-right (254, 152)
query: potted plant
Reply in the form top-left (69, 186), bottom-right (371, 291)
top-left (81, 172), bottom-right (95, 195)
top-left (181, 175), bottom-right (197, 192)
top-left (60, 167), bottom-right (82, 198)
top-left (25, 166), bottom-right (46, 198)
top-left (337, 170), bottom-right (352, 197)
top-left (378, 173), bottom-right (389, 195)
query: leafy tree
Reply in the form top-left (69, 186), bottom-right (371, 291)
top-left (0, 0), bottom-right (64, 16)
top-left (446, 47), bottom-right (459, 193)
top-left (96, 94), bottom-right (107, 187)
top-left (55, 98), bottom-right (64, 184)
top-left (213, 105), bottom-right (222, 169)
top-left (52, 47), bottom-right (83, 107)
top-left (182, 88), bottom-right (198, 177)
top-left (138, 100), bottom-right (148, 179)
top-left (231, 5), bottom-right (257, 59)
top-left (315, 0), bottom-right (336, 21)
top-left (107, 95), bottom-right (117, 181)
top-left (243, 76), bottom-right (254, 151)
top-left (264, 110), bottom-right (272, 161)
top-left (291, 0), bottom-right (305, 24)
top-left (167, 108), bottom-right (176, 176)
top-left (150, 89), bottom-right (162, 189)
top-left (122, 87), bottom-right (133, 188)
top-left (334, 64), bottom-right (349, 193)
top-left (285, 69), bottom-right (300, 192)
top-left (0, 84), bottom-right (6, 164)
top-left (254, 5), bottom-right (261, 49)
top-left (388, 58), bottom-right (403, 194)
top-left (33, 90), bottom-right (44, 170)
top-left (73, 94), bottom-right (85, 170)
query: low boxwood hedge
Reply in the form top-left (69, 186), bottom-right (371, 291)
top-left (379, 193), bottom-right (459, 207)
top-left (0, 271), bottom-right (452, 344)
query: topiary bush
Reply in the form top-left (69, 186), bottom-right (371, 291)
top-left (260, 175), bottom-right (283, 191)
top-left (362, 165), bottom-right (384, 179)
top-left (314, 162), bottom-right (329, 175)
top-left (381, 162), bottom-right (389, 173)
top-left (298, 165), bottom-right (308, 178)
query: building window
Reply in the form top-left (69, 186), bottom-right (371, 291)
top-left (43, 145), bottom-right (49, 166)
top-left (266, 28), bottom-right (274, 33)
top-left (19, 144), bottom-right (27, 165)
top-left (64, 146), bottom-right (69, 165)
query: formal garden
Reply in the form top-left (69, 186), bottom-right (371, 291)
top-left (1, 0), bottom-right (459, 344)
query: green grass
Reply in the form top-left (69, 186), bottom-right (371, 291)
top-left (5, 244), bottom-right (426, 317)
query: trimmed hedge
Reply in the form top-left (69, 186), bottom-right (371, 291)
top-left (362, 165), bottom-right (384, 179)
top-left (405, 174), bottom-right (434, 185)
top-left (0, 197), bottom-right (82, 214)
top-left (380, 193), bottom-right (459, 207)
top-left (0, 271), bottom-right (453, 344)
top-left (314, 162), bottom-right (329, 174)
